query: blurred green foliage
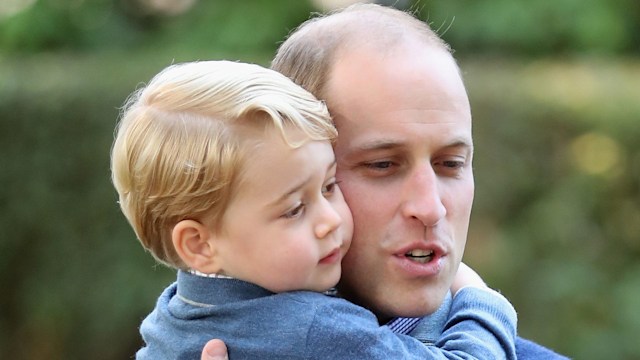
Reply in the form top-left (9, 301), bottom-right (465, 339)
top-left (420, 0), bottom-right (640, 56)
top-left (463, 58), bottom-right (640, 360)
top-left (1, 0), bottom-right (638, 359)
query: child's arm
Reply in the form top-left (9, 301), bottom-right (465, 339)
top-left (399, 262), bottom-right (517, 359)
top-left (451, 262), bottom-right (488, 295)
top-left (198, 264), bottom-right (516, 360)
top-left (436, 262), bottom-right (517, 358)
top-left (435, 286), bottom-right (517, 359)
top-left (303, 284), bottom-right (516, 360)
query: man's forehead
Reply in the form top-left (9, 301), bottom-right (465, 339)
top-left (333, 108), bottom-right (472, 133)
top-left (326, 44), bottom-right (462, 106)
top-left (343, 134), bottom-right (472, 151)
top-left (333, 123), bottom-right (473, 160)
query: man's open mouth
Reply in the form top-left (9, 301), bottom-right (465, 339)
top-left (404, 249), bottom-right (434, 264)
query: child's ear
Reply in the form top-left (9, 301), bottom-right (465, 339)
top-left (172, 220), bottom-right (222, 274)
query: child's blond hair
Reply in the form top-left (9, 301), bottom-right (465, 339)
top-left (111, 61), bottom-right (336, 269)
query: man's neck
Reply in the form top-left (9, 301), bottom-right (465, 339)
top-left (384, 292), bottom-right (453, 343)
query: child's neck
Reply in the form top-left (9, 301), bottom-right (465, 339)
top-left (189, 269), bottom-right (234, 279)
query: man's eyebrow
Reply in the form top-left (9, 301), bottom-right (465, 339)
top-left (444, 138), bottom-right (474, 151)
top-left (350, 139), bottom-right (403, 152)
top-left (350, 138), bottom-right (473, 153)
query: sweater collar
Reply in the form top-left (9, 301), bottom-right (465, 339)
top-left (176, 270), bottom-right (274, 307)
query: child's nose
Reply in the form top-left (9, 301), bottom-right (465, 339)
top-left (314, 198), bottom-right (343, 239)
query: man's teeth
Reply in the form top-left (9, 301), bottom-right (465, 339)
top-left (405, 249), bottom-right (434, 264)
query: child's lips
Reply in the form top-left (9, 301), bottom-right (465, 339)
top-left (319, 248), bottom-right (341, 264)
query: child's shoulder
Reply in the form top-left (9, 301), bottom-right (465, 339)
top-left (280, 290), bottom-right (347, 305)
top-left (280, 291), bottom-right (378, 320)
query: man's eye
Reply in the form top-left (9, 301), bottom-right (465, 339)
top-left (435, 158), bottom-right (468, 177)
top-left (358, 160), bottom-right (399, 178)
top-left (442, 160), bottom-right (464, 169)
top-left (283, 203), bottom-right (304, 219)
top-left (364, 161), bottom-right (393, 170)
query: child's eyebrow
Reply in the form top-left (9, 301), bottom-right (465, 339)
top-left (271, 161), bottom-right (337, 206)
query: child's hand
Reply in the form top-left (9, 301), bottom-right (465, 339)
top-left (450, 262), bottom-right (488, 295)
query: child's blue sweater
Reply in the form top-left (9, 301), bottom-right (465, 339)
top-left (136, 270), bottom-right (516, 360)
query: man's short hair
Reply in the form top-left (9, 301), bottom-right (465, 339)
top-left (271, 3), bottom-right (452, 101)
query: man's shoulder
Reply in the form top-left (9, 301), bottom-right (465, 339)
top-left (516, 337), bottom-right (571, 360)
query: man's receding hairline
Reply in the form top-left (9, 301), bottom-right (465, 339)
top-left (316, 5), bottom-right (451, 53)
top-left (309, 8), bottom-right (452, 100)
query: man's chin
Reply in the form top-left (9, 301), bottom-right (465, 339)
top-left (372, 296), bottom-right (448, 324)
top-left (337, 280), bottom-right (450, 320)
top-left (392, 289), bottom-right (450, 317)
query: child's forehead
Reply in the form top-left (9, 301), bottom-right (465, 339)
top-left (233, 132), bottom-right (334, 198)
top-left (232, 120), bottom-right (314, 151)
top-left (238, 126), bottom-right (316, 167)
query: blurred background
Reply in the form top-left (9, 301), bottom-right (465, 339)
top-left (1, 0), bottom-right (638, 359)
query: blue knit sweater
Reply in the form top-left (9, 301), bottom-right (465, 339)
top-left (136, 270), bottom-right (517, 359)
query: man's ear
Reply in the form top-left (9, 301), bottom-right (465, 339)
top-left (172, 220), bottom-right (222, 274)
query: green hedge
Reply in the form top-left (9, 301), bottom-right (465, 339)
top-left (463, 57), bottom-right (640, 359)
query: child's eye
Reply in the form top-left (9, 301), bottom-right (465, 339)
top-left (322, 180), bottom-right (339, 197)
top-left (282, 203), bottom-right (305, 219)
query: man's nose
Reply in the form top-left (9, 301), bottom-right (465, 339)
top-left (401, 163), bottom-right (446, 227)
top-left (315, 198), bottom-right (343, 239)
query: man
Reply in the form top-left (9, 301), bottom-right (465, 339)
top-left (202, 3), bottom-right (568, 359)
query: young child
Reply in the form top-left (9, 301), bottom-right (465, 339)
top-left (111, 60), bottom-right (517, 359)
